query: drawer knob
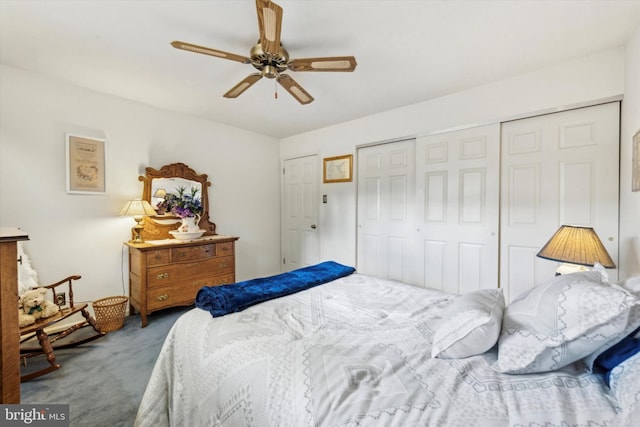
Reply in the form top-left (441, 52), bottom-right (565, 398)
top-left (157, 272), bottom-right (169, 279)
top-left (156, 294), bottom-right (169, 301)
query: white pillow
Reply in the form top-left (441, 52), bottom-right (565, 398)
top-left (495, 271), bottom-right (640, 374)
top-left (431, 288), bottom-right (504, 359)
top-left (620, 276), bottom-right (640, 297)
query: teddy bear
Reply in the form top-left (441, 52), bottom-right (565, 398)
top-left (18, 298), bottom-right (35, 328)
top-left (18, 287), bottom-right (59, 327)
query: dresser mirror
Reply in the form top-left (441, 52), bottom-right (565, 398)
top-left (150, 177), bottom-right (202, 212)
top-left (138, 162), bottom-right (216, 240)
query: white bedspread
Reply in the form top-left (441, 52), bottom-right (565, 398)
top-left (135, 273), bottom-right (626, 427)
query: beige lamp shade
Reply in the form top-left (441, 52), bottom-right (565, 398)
top-left (536, 225), bottom-right (615, 268)
top-left (153, 188), bottom-right (167, 198)
top-left (119, 199), bottom-right (157, 218)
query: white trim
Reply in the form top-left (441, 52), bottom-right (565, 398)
top-left (356, 95), bottom-right (624, 149)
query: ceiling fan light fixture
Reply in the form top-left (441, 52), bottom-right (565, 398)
top-left (173, 0), bottom-right (356, 105)
top-left (262, 65), bottom-right (278, 79)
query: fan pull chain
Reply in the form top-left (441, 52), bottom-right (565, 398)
top-left (274, 80), bottom-right (278, 99)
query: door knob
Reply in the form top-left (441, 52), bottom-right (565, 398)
top-left (311, 224), bottom-right (317, 229)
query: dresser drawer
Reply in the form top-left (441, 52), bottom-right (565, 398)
top-left (171, 244), bottom-right (214, 262)
top-left (146, 272), bottom-right (235, 310)
top-left (147, 281), bottom-right (203, 311)
top-left (216, 242), bottom-right (234, 257)
top-left (145, 249), bottom-right (170, 266)
top-left (146, 255), bottom-right (234, 288)
top-left (201, 273), bottom-right (235, 287)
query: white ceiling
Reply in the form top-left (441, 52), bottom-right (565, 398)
top-left (2, 1), bottom-right (639, 139)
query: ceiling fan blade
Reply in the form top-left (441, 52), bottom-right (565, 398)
top-left (288, 56), bottom-right (357, 72)
top-left (256, 0), bottom-right (283, 56)
top-left (223, 73), bottom-right (263, 98)
top-left (171, 41), bottom-right (250, 64)
top-left (277, 74), bottom-right (314, 105)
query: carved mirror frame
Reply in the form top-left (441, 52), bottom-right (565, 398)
top-left (139, 163), bottom-right (216, 240)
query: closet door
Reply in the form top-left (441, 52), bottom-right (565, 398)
top-left (415, 124), bottom-right (500, 293)
top-left (500, 102), bottom-right (620, 302)
top-left (357, 140), bottom-right (416, 283)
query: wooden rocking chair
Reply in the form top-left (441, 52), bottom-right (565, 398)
top-left (19, 275), bottom-right (105, 381)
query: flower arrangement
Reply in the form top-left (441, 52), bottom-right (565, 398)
top-left (160, 186), bottom-right (203, 218)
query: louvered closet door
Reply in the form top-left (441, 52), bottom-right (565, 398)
top-left (500, 102), bottom-right (620, 302)
top-left (357, 140), bottom-right (416, 283)
top-left (415, 124), bottom-right (500, 293)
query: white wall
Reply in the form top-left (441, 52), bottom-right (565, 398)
top-left (0, 65), bottom-right (282, 304)
top-left (280, 47), bottom-right (640, 279)
top-left (621, 23), bottom-right (640, 277)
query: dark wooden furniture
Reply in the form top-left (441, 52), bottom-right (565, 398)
top-left (126, 236), bottom-right (238, 327)
top-left (19, 275), bottom-right (105, 381)
top-left (0, 229), bottom-right (28, 403)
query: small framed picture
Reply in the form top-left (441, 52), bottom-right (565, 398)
top-left (66, 134), bottom-right (107, 194)
top-left (323, 154), bottom-right (353, 183)
top-left (633, 129), bottom-right (640, 192)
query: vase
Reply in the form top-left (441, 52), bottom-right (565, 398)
top-left (178, 215), bottom-right (201, 233)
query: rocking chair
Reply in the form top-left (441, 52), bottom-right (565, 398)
top-left (19, 275), bottom-right (105, 381)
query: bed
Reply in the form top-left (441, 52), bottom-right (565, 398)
top-left (135, 262), bottom-right (640, 427)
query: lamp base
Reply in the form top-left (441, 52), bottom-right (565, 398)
top-left (129, 219), bottom-right (145, 243)
top-left (555, 263), bottom-right (589, 276)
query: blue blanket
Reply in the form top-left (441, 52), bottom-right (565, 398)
top-left (196, 261), bottom-right (356, 317)
top-left (594, 326), bottom-right (640, 386)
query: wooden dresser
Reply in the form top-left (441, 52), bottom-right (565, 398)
top-left (1, 228), bottom-right (28, 403)
top-left (126, 235), bottom-right (238, 327)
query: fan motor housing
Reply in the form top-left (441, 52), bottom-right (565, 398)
top-left (250, 42), bottom-right (289, 78)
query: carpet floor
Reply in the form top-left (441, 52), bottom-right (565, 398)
top-left (20, 306), bottom-right (190, 427)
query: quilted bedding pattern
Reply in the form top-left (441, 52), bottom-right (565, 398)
top-left (135, 274), bottom-right (626, 427)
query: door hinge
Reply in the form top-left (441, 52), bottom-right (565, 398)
top-left (283, 167), bottom-right (285, 174)
top-left (283, 257), bottom-right (286, 264)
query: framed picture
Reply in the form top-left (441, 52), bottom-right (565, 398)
top-left (323, 154), bottom-right (353, 183)
top-left (66, 134), bottom-right (107, 194)
top-left (633, 129), bottom-right (640, 192)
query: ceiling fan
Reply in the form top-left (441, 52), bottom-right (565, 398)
top-left (171, 0), bottom-right (357, 105)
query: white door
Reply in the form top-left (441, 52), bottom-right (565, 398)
top-left (282, 155), bottom-right (320, 272)
top-left (357, 140), bottom-right (416, 283)
top-left (500, 102), bottom-right (620, 302)
top-left (415, 124), bottom-right (500, 294)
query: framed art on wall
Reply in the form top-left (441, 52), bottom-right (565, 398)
top-left (633, 129), bottom-right (640, 192)
top-left (323, 154), bottom-right (353, 183)
top-left (66, 134), bottom-right (107, 194)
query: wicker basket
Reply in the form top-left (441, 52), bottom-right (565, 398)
top-left (93, 296), bottom-right (128, 332)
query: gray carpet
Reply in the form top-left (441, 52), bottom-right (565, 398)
top-left (20, 306), bottom-right (190, 427)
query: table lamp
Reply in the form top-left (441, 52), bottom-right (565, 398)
top-left (152, 188), bottom-right (167, 212)
top-left (536, 225), bottom-right (615, 275)
top-left (119, 199), bottom-right (157, 243)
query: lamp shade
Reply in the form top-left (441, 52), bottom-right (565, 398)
top-left (153, 188), bottom-right (167, 198)
top-left (119, 199), bottom-right (156, 217)
top-left (536, 225), bottom-right (615, 268)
